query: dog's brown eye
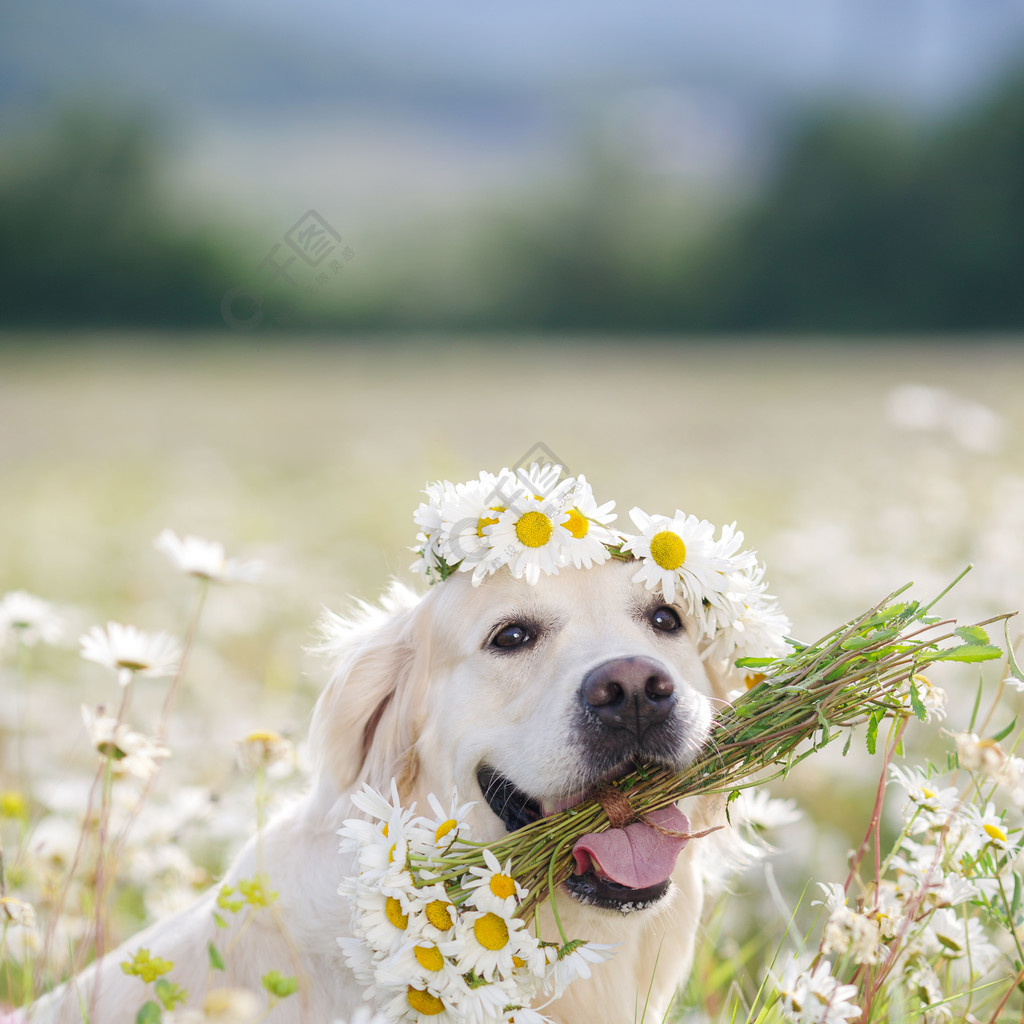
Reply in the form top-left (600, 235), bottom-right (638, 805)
top-left (492, 623), bottom-right (532, 649)
top-left (651, 607), bottom-right (682, 632)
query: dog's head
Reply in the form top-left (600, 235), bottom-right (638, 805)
top-left (312, 559), bottom-right (729, 913)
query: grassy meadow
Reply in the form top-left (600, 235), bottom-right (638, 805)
top-left (2, 336), bottom-right (1023, 1022)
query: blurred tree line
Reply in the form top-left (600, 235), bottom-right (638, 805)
top-left (2, 67), bottom-right (1023, 335)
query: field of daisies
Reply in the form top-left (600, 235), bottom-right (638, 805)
top-left (2, 339), bottom-right (1024, 1024)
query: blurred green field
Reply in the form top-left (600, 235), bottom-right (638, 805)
top-left (2, 336), bottom-right (1023, 1016)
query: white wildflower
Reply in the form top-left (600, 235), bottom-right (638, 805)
top-left (81, 705), bottom-right (171, 781)
top-left (155, 528), bottom-right (263, 584)
top-left (79, 621), bottom-right (180, 687)
top-left (0, 589), bottom-right (63, 647)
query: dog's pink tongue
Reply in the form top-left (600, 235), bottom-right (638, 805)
top-left (571, 805), bottom-right (691, 889)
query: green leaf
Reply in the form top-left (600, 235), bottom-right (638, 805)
top-left (136, 1002), bottom-right (162, 1024)
top-left (991, 717), bottom-right (1018, 744)
top-left (212, 912), bottom-right (227, 929)
top-left (842, 731), bottom-right (852, 756)
top-left (154, 980), bottom-right (188, 1011)
top-left (735, 657), bottom-right (776, 669)
top-left (1005, 620), bottom-right (1024, 687)
top-left (955, 624), bottom-right (990, 645)
top-left (969, 675), bottom-right (984, 732)
top-left (208, 942), bottom-right (225, 971)
top-left (262, 970), bottom-right (298, 998)
top-left (866, 711), bottom-right (881, 755)
top-left (908, 680), bottom-right (927, 723)
top-left (920, 644), bottom-right (1002, 664)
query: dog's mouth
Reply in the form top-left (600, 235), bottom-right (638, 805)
top-left (476, 765), bottom-right (689, 914)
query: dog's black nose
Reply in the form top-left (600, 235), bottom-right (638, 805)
top-left (580, 657), bottom-right (676, 737)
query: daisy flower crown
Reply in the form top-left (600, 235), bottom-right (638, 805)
top-left (411, 463), bottom-right (792, 666)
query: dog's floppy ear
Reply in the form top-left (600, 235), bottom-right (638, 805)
top-left (309, 581), bottom-right (430, 795)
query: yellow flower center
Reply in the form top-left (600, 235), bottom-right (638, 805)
top-left (0, 791), bottom-right (27, 819)
top-left (650, 531), bottom-right (686, 570)
top-left (425, 899), bottom-right (454, 931)
top-left (921, 787), bottom-right (936, 800)
top-left (984, 822), bottom-right (1008, 844)
top-left (435, 819), bottom-right (457, 842)
top-left (414, 945), bottom-right (445, 972)
top-left (474, 912), bottom-right (509, 950)
top-left (565, 508), bottom-right (589, 539)
top-left (477, 507), bottom-right (505, 537)
top-left (407, 987), bottom-right (445, 1016)
top-left (489, 873), bottom-right (517, 900)
top-left (385, 896), bottom-right (408, 930)
top-left (515, 511), bottom-right (553, 548)
top-left (381, 823), bottom-right (389, 838)
top-left (512, 955), bottom-right (527, 969)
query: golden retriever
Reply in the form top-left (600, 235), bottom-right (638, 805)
top-left (29, 558), bottom-right (736, 1024)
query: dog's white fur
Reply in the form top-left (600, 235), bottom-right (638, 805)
top-left (31, 560), bottom-right (738, 1024)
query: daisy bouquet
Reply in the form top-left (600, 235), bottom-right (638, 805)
top-left (337, 787), bottom-right (613, 1024)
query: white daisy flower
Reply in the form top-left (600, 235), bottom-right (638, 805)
top-left (504, 1008), bottom-right (553, 1024)
top-left (81, 705), bottom-right (171, 781)
top-left (373, 938), bottom-right (468, 1006)
top-left (154, 529), bottom-right (263, 584)
top-left (450, 973), bottom-right (518, 1023)
top-left (953, 732), bottom-right (1006, 776)
top-left (821, 903), bottom-right (884, 965)
top-left (415, 791), bottom-right (476, 854)
top-left (967, 800), bottom-right (1013, 852)
top-left (730, 787), bottom-right (801, 832)
top-left (486, 495), bottom-right (572, 586)
top-left (405, 883), bottom-right (459, 943)
top-left (888, 765), bottom-right (960, 831)
top-left (623, 508), bottom-right (730, 612)
top-left (337, 934), bottom-right (378, 992)
top-left (341, 781), bottom-right (424, 883)
top-left (559, 475), bottom-right (618, 570)
top-left (0, 590), bottom-right (64, 648)
top-left (411, 479), bottom-right (453, 579)
top-left (894, 673), bottom-right (947, 722)
top-left (775, 955), bottom-right (860, 1023)
top-left (462, 848), bottom-right (527, 916)
top-left (544, 940), bottom-right (616, 1000)
top-left (925, 908), bottom-right (1000, 975)
top-left (235, 729), bottom-right (296, 773)
top-left (801, 958), bottom-right (861, 1023)
top-left (701, 567), bottom-right (792, 664)
top-left (382, 983), bottom-right (462, 1024)
top-left (351, 885), bottom-right (421, 960)
top-left (0, 896), bottom-right (36, 929)
top-left (444, 906), bottom-right (537, 983)
top-left (436, 471), bottom-right (517, 580)
top-left (79, 622), bottom-right (181, 687)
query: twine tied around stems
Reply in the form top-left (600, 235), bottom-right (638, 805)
top-left (595, 785), bottom-right (725, 841)
top-left (595, 786), bottom-right (635, 829)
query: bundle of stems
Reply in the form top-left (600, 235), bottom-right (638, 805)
top-left (441, 571), bottom-right (1010, 917)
